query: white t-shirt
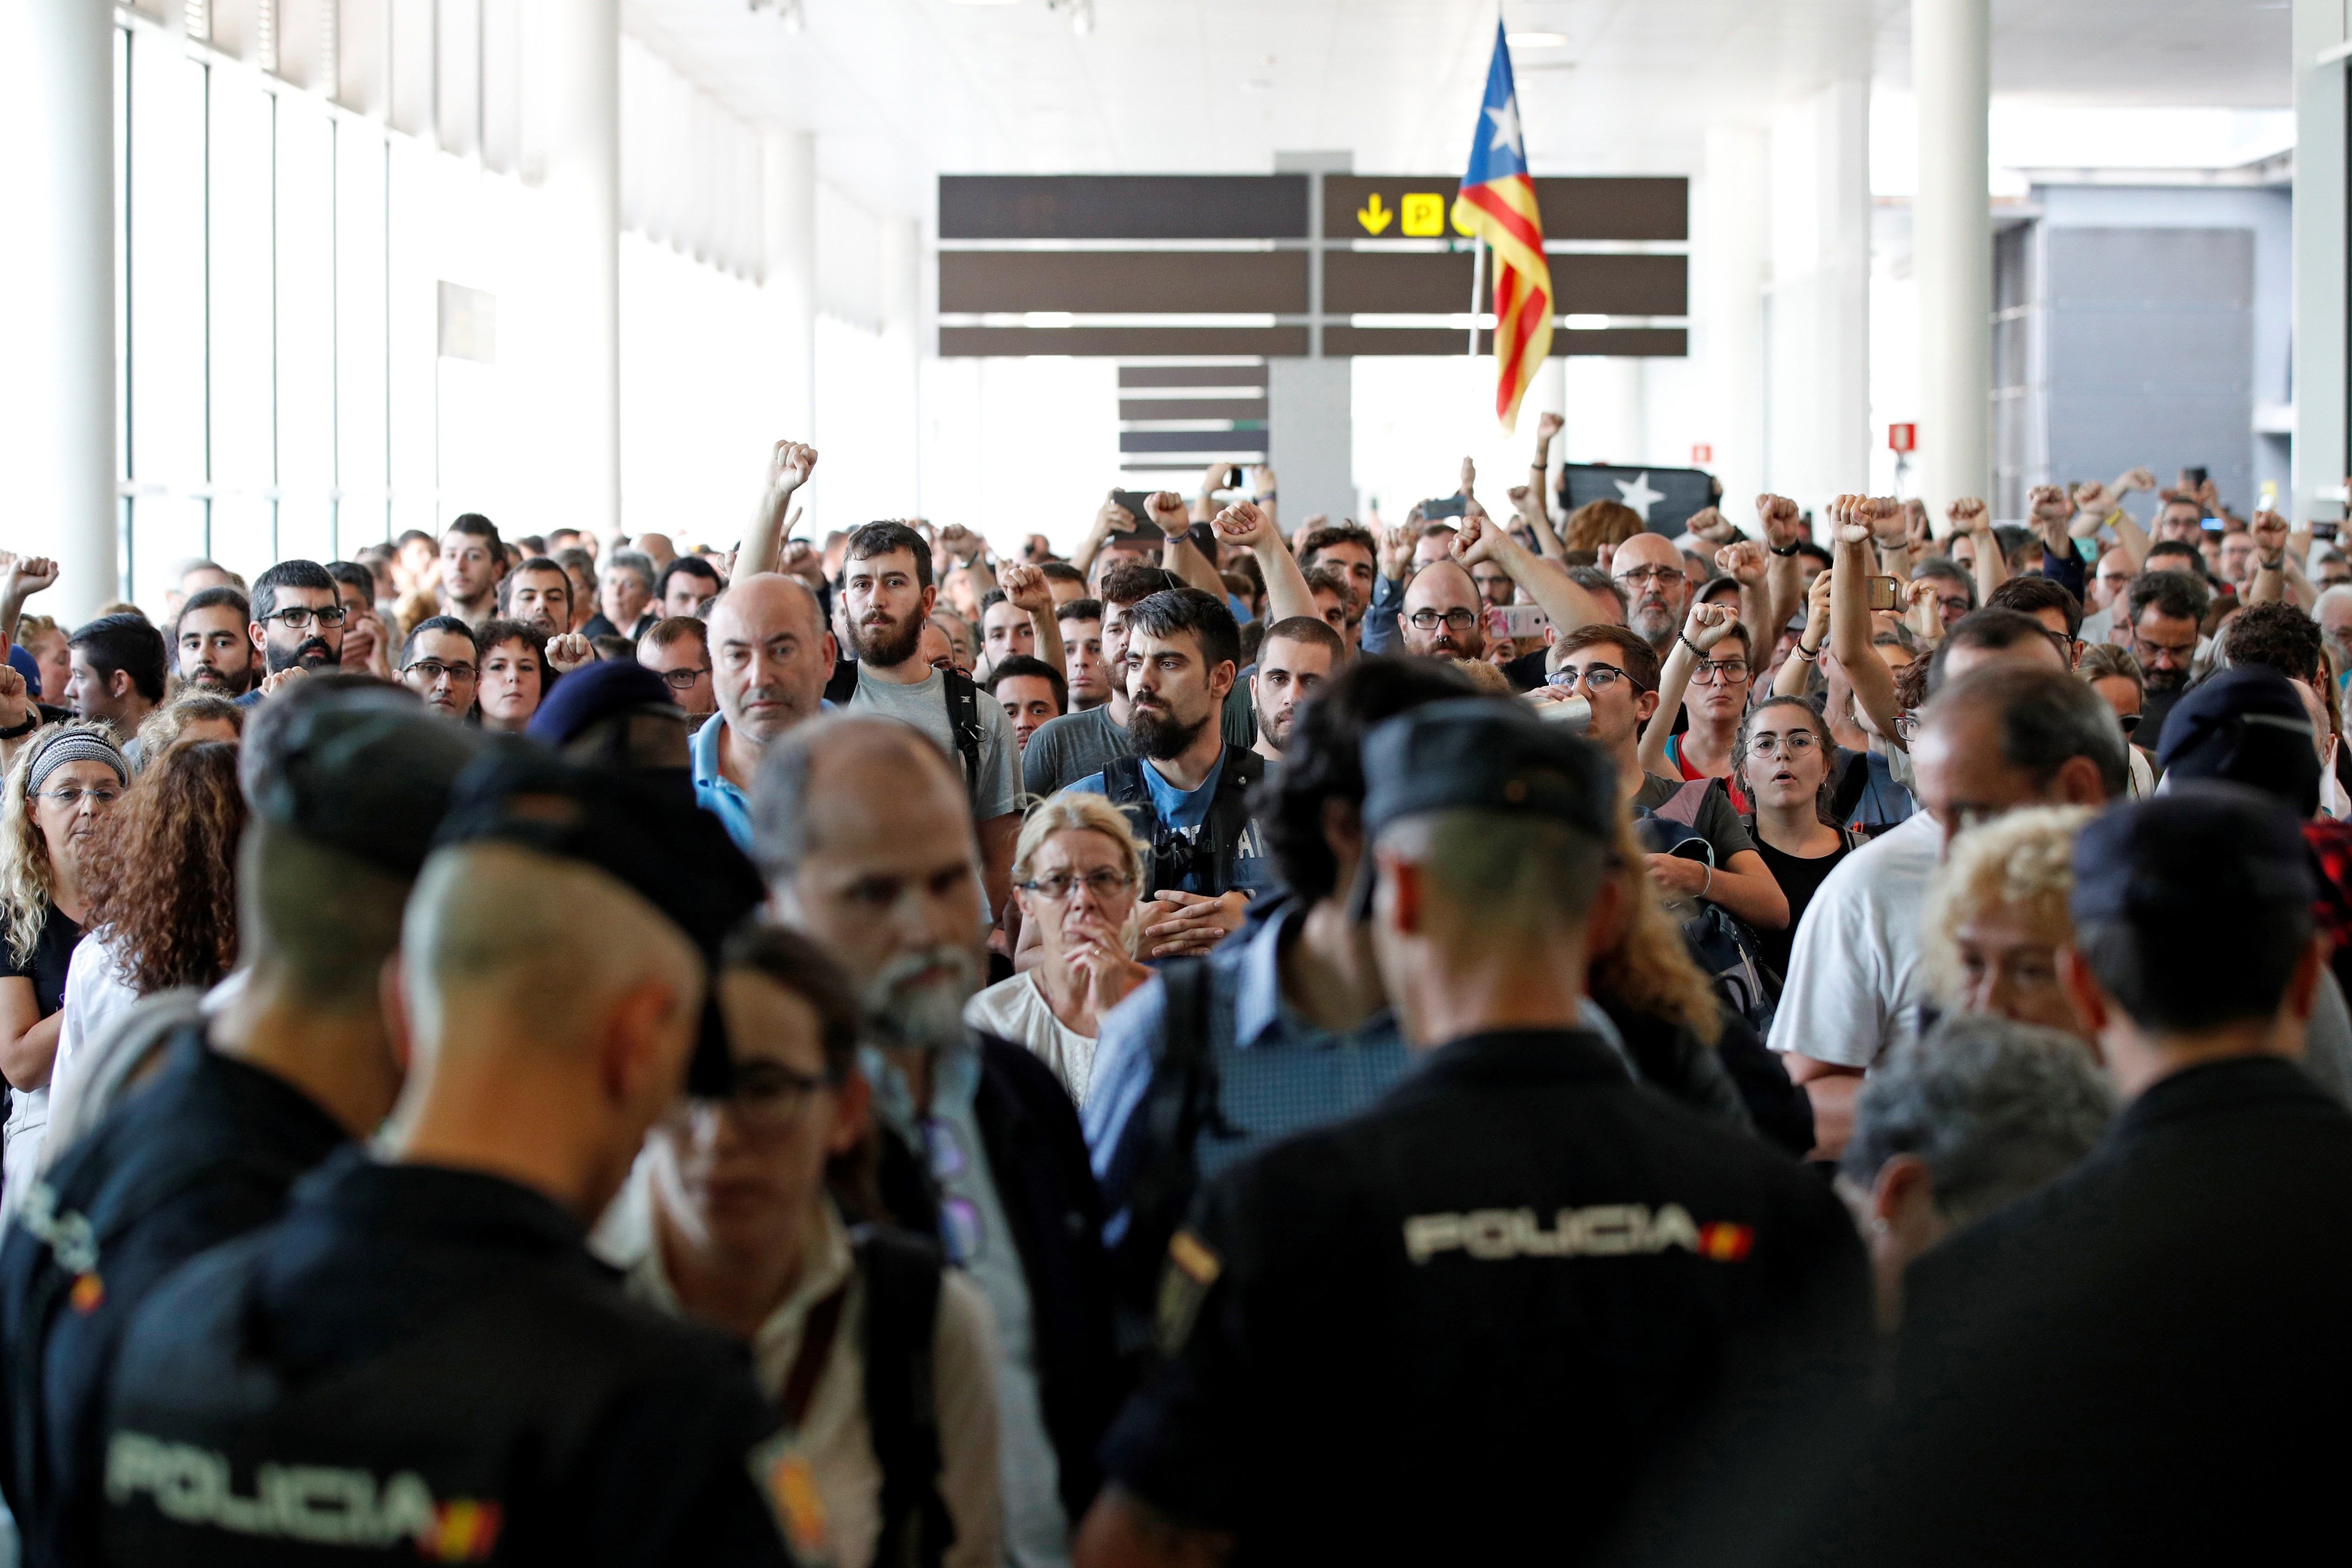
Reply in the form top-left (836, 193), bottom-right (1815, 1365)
top-left (48, 932), bottom-right (142, 1147)
top-left (964, 971), bottom-right (1096, 1105)
top-left (1767, 810), bottom-right (1941, 1070)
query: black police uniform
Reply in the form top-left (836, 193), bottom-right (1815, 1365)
top-left (98, 1148), bottom-right (794, 1566)
top-left (1100, 1026), bottom-right (1868, 1566)
top-left (0, 1025), bottom-right (349, 1567)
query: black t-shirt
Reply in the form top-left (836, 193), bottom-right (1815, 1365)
top-left (1750, 836), bottom-right (1850, 980)
top-left (0, 909), bottom-right (82, 1019)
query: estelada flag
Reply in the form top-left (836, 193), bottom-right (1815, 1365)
top-left (1451, 21), bottom-right (1554, 433)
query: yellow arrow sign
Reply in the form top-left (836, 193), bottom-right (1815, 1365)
top-left (1356, 192), bottom-right (1394, 234)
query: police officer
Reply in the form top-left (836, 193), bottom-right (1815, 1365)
top-left (94, 749), bottom-right (796, 1565)
top-left (0, 682), bottom-right (483, 1567)
top-left (1072, 700), bottom-right (1867, 1568)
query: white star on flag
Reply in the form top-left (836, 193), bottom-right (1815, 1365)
top-left (1486, 100), bottom-right (1523, 158)
top-left (1613, 471), bottom-right (1665, 520)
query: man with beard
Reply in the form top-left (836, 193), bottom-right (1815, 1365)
top-left (171, 587), bottom-right (257, 697)
top-left (693, 574), bottom-right (836, 851)
top-left (1250, 616), bottom-right (1342, 760)
top-left (1069, 588), bottom-right (1270, 954)
top-left (837, 521), bottom-right (1021, 917)
top-left (2124, 569), bottom-right (2210, 752)
top-left (239, 559), bottom-right (347, 706)
top-left (752, 715), bottom-right (1120, 1568)
top-left (1611, 530), bottom-right (1695, 657)
top-left (436, 512), bottom-right (506, 630)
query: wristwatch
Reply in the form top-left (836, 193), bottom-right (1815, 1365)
top-left (1769, 542), bottom-right (1802, 557)
top-left (0, 709), bottom-right (41, 740)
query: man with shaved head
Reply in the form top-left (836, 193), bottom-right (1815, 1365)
top-left (754, 715), bottom-right (1119, 1568)
top-left (691, 572), bottom-right (837, 851)
top-left (1610, 531), bottom-right (1694, 653)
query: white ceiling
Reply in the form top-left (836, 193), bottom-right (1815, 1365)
top-left (620, 0), bottom-right (2296, 221)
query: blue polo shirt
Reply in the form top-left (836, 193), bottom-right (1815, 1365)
top-left (688, 711), bottom-right (753, 851)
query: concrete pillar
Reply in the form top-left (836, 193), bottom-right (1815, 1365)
top-left (1268, 359), bottom-right (1355, 529)
top-left (530, 0), bottom-right (620, 538)
top-left (763, 128), bottom-right (818, 443)
top-left (0, 0), bottom-right (119, 619)
top-left (1912, 0), bottom-right (1992, 515)
top-left (1698, 126), bottom-right (1768, 523)
top-left (1766, 79), bottom-right (1871, 517)
top-left (2294, 0), bottom-right (2348, 526)
top-left (881, 216), bottom-right (923, 517)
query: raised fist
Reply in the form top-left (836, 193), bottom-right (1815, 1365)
top-left (2117, 468), bottom-right (2156, 494)
top-left (1686, 507), bottom-right (1736, 546)
top-left (1862, 495), bottom-right (1907, 544)
top-left (2029, 484), bottom-right (2071, 523)
top-left (259, 668), bottom-right (307, 699)
top-left (1946, 497), bottom-right (1992, 536)
top-left (1211, 501), bottom-right (1277, 551)
top-left (1536, 411), bottom-right (1565, 443)
top-left (1144, 493), bottom-right (1190, 534)
top-left (2252, 509), bottom-right (2290, 558)
top-left (545, 632), bottom-right (596, 673)
top-left (2, 556), bottom-right (59, 598)
top-left (1452, 510), bottom-right (1498, 567)
top-left (766, 440), bottom-right (818, 492)
top-left (1379, 523), bottom-right (1417, 581)
top-left (937, 523), bottom-right (983, 564)
top-left (998, 562), bottom-right (1054, 615)
top-left (1754, 494), bottom-right (1803, 550)
top-left (1458, 455), bottom-right (1477, 499)
top-left (1714, 539), bottom-right (1765, 587)
top-left (1682, 598), bottom-right (1740, 651)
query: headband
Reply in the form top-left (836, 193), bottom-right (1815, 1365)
top-left (28, 731), bottom-right (129, 797)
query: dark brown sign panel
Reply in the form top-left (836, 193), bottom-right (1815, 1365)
top-left (1322, 176), bottom-right (1688, 243)
top-left (1320, 326), bottom-right (1688, 358)
top-left (939, 175), bottom-right (1310, 240)
top-left (938, 251), bottom-right (1310, 315)
top-left (937, 325), bottom-right (1311, 357)
top-left (1322, 251), bottom-right (1686, 316)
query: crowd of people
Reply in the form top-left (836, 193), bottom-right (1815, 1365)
top-left (0, 423), bottom-right (2341, 1566)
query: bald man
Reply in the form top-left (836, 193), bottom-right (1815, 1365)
top-left (692, 572), bottom-right (838, 850)
top-left (1398, 558), bottom-right (1489, 663)
top-left (1609, 531), bottom-right (1694, 653)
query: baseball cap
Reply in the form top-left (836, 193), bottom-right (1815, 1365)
top-left (2154, 664), bottom-right (2320, 817)
top-left (248, 689), bottom-right (488, 878)
top-left (526, 658), bottom-right (677, 749)
top-left (2071, 783), bottom-right (2314, 930)
top-left (432, 742), bottom-right (763, 1094)
top-left (1350, 697), bottom-right (1619, 919)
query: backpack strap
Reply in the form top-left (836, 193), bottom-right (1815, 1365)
top-left (1195, 748), bottom-right (1266, 895)
top-left (1101, 757), bottom-right (1164, 896)
top-left (942, 672), bottom-right (986, 810)
top-left (854, 1226), bottom-right (955, 1568)
top-left (823, 656), bottom-right (859, 707)
top-left (1107, 957), bottom-right (1229, 1360)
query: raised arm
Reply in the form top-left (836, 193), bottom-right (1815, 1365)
top-left (1948, 495), bottom-right (2006, 603)
top-left (1757, 494), bottom-right (1806, 642)
top-left (0, 554), bottom-right (60, 662)
top-left (1833, 496), bottom-right (1905, 745)
top-left (2244, 510), bottom-right (2315, 610)
top-left (1716, 537), bottom-right (1773, 658)
top-left (1073, 492), bottom-right (1141, 581)
top-left (999, 563), bottom-right (1066, 674)
top-left (1774, 569), bottom-right (1836, 699)
top-left (1210, 501), bottom-right (1318, 625)
top-left (737, 441), bottom-right (817, 580)
top-left (1452, 504), bottom-right (1604, 637)
top-left (1640, 599), bottom-right (1739, 779)
top-left (1152, 493), bottom-right (1228, 599)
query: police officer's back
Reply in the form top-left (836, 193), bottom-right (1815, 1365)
top-left (96, 752), bottom-right (797, 1565)
top-left (0, 687), bottom-right (482, 1567)
top-left (1075, 703), bottom-right (1867, 1568)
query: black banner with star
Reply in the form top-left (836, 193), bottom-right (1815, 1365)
top-left (1557, 463), bottom-right (1721, 537)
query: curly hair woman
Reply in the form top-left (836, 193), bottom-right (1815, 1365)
top-left (50, 741), bottom-right (247, 1137)
top-left (0, 722), bottom-right (129, 1207)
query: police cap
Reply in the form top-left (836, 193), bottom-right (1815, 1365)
top-left (2154, 664), bottom-right (2320, 817)
top-left (248, 686), bottom-right (488, 879)
top-left (432, 741), bottom-right (762, 1094)
top-left (525, 657), bottom-right (676, 748)
top-left (1351, 697), bottom-right (1618, 918)
top-left (2070, 783), bottom-right (2314, 930)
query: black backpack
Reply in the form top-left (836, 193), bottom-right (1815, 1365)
top-left (824, 658), bottom-right (987, 814)
top-left (1100, 747), bottom-right (1265, 899)
top-left (1634, 778), bottom-right (1779, 1031)
top-left (852, 1226), bottom-right (957, 1568)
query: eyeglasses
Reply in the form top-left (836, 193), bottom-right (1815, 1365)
top-left (32, 785), bottom-right (120, 808)
top-left (654, 666), bottom-right (711, 690)
top-left (1017, 869), bottom-right (1136, 902)
top-left (2118, 712), bottom-right (2142, 735)
top-left (1936, 595), bottom-right (1973, 618)
top-left (1894, 713), bottom-right (1922, 741)
top-left (2131, 636), bottom-right (2197, 666)
top-left (1613, 566), bottom-right (1688, 588)
top-left (1406, 607), bottom-right (1481, 632)
top-left (266, 606), bottom-right (348, 631)
top-left (1745, 732), bottom-right (1820, 758)
top-left (402, 659), bottom-right (477, 683)
top-left (690, 1060), bottom-right (835, 1130)
top-left (1690, 658), bottom-right (1750, 685)
top-left (1548, 664), bottom-right (1639, 695)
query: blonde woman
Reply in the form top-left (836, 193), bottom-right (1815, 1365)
top-left (0, 723), bottom-right (129, 1207)
top-left (1922, 805), bottom-right (2097, 1048)
top-left (964, 793), bottom-right (1150, 1103)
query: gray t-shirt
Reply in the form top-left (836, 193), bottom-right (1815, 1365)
top-left (1021, 688), bottom-right (1258, 799)
top-left (850, 665), bottom-right (1021, 822)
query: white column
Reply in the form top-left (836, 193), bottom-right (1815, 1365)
top-left (530, 0), bottom-right (619, 537)
top-left (2294, 0), bottom-right (2348, 525)
top-left (1267, 359), bottom-right (1355, 528)
top-left (881, 216), bottom-right (923, 517)
top-left (763, 128), bottom-right (818, 443)
top-left (1913, 0), bottom-right (1992, 515)
top-left (0, 0), bottom-right (118, 619)
top-left (1764, 80), bottom-right (1870, 516)
top-left (1698, 126), bottom-right (1768, 522)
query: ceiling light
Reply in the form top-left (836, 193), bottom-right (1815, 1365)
top-left (1507, 30), bottom-right (1570, 47)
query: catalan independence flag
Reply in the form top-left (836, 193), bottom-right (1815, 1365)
top-left (1452, 22), bottom-right (1554, 433)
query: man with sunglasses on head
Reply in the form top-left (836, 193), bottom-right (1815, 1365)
top-left (238, 560), bottom-right (348, 707)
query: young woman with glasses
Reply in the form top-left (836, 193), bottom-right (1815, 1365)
top-left (0, 723), bottom-right (127, 1211)
top-left (1639, 598), bottom-right (1757, 812)
top-left (1733, 697), bottom-right (1851, 981)
top-left (964, 792), bottom-right (1151, 1103)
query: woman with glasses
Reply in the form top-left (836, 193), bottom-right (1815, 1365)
top-left (472, 618), bottom-right (548, 734)
top-left (965, 794), bottom-right (1151, 1103)
top-left (1639, 598), bottom-right (1757, 813)
top-left (0, 724), bottom-right (127, 1212)
top-left (621, 923), bottom-right (1003, 1568)
top-left (2075, 643), bottom-right (2157, 798)
top-left (1733, 698), bottom-right (1852, 981)
top-left (49, 740), bottom-right (247, 1151)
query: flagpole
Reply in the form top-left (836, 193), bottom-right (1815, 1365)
top-left (1467, 234), bottom-right (1486, 358)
